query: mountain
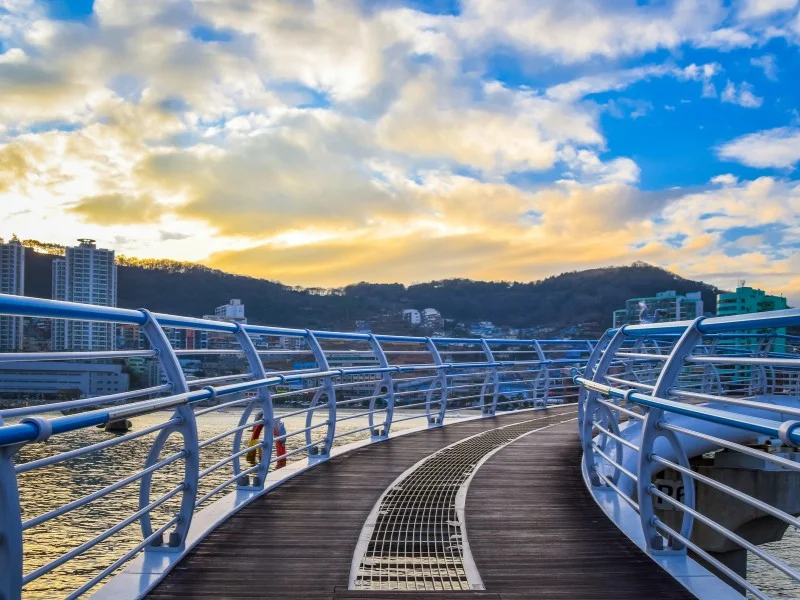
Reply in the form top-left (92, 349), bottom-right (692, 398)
top-left (21, 245), bottom-right (722, 332)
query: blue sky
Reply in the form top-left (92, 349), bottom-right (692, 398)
top-left (0, 0), bottom-right (798, 302)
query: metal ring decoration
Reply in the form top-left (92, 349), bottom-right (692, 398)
top-left (591, 402), bottom-right (624, 487)
top-left (479, 369), bottom-right (498, 416)
top-left (303, 330), bottom-right (336, 458)
top-left (138, 411), bottom-right (199, 550)
top-left (532, 368), bottom-right (548, 408)
top-left (137, 309), bottom-right (198, 552)
top-left (425, 338), bottom-right (447, 425)
top-left (581, 328), bottom-right (628, 486)
top-left (578, 330), bottom-right (614, 430)
top-left (232, 397), bottom-right (272, 487)
top-left (367, 378), bottom-right (390, 438)
top-left (637, 317), bottom-right (704, 553)
top-left (479, 339), bottom-right (498, 416)
top-left (368, 335), bottom-right (394, 438)
top-left (232, 324), bottom-right (274, 488)
top-left (645, 425), bottom-right (695, 551)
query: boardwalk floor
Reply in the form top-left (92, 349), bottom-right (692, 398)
top-left (146, 407), bottom-right (695, 600)
top-left (465, 422), bottom-right (694, 599)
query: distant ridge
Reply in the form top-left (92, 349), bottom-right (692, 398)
top-left (21, 243), bottom-right (722, 332)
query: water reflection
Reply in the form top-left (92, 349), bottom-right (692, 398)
top-left (10, 408), bottom-right (441, 599)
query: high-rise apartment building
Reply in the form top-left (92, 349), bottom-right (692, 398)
top-left (717, 285), bottom-right (788, 353)
top-left (0, 236), bottom-right (25, 351)
top-left (612, 290), bottom-right (704, 328)
top-left (52, 239), bottom-right (118, 351)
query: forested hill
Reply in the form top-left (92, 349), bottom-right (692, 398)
top-left (22, 247), bottom-right (721, 331)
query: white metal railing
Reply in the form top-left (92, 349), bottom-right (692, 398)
top-left (0, 293), bottom-right (591, 599)
top-left (575, 309), bottom-right (800, 599)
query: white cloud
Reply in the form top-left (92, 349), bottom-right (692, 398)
top-left (738, 0), bottom-right (799, 20)
top-left (547, 62), bottom-right (721, 102)
top-left (720, 80), bottom-right (763, 107)
top-left (750, 54), bottom-right (779, 80)
top-left (457, 0), bottom-right (728, 63)
top-left (710, 173), bottom-right (739, 186)
top-left (717, 127), bottom-right (800, 168)
top-left (695, 27), bottom-right (757, 49)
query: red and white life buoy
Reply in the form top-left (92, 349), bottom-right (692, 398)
top-left (248, 420), bottom-right (287, 469)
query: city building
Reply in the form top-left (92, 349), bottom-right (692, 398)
top-left (214, 298), bottom-right (247, 324)
top-left (421, 308), bottom-right (444, 330)
top-left (717, 285), bottom-right (788, 317)
top-left (52, 239), bottom-right (118, 351)
top-left (612, 290), bottom-right (704, 328)
top-left (0, 361), bottom-right (129, 398)
top-left (402, 309), bottom-right (421, 325)
top-left (0, 236), bottom-right (25, 351)
top-left (717, 285), bottom-right (789, 352)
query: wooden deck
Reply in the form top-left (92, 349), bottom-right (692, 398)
top-left (146, 407), bottom-right (694, 600)
top-left (465, 422), bottom-right (693, 599)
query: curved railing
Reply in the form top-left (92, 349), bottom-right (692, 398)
top-left (575, 309), bottom-right (800, 599)
top-left (0, 293), bottom-right (591, 600)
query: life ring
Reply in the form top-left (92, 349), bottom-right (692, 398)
top-left (246, 419), bottom-right (286, 469)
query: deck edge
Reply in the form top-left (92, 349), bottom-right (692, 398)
top-left (580, 454), bottom-right (744, 600)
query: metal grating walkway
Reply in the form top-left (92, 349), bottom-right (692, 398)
top-left (350, 412), bottom-right (575, 592)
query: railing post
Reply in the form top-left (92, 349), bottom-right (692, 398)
top-left (233, 325), bottom-right (274, 490)
top-left (137, 310), bottom-right (199, 552)
top-left (425, 337), bottom-right (447, 426)
top-left (533, 340), bottom-right (549, 408)
top-left (0, 433), bottom-right (23, 600)
top-left (304, 330), bottom-right (336, 462)
top-left (581, 328), bottom-right (627, 487)
top-left (578, 330), bottom-right (613, 430)
top-left (637, 317), bottom-right (703, 553)
top-left (480, 339), bottom-right (498, 416)
top-left (368, 335), bottom-right (394, 440)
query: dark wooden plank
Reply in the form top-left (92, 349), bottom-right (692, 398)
top-left (147, 408), bottom-right (573, 600)
top-left (465, 422), bottom-right (696, 600)
top-left (332, 588), bottom-right (501, 599)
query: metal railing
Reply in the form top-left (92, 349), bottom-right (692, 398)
top-left (0, 293), bottom-right (591, 599)
top-left (575, 309), bottom-right (800, 599)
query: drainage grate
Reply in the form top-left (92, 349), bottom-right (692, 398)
top-left (350, 411), bottom-right (576, 591)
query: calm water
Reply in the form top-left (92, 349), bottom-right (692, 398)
top-left (7, 407), bottom-right (447, 599)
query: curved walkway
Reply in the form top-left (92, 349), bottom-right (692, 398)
top-left (465, 420), bottom-right (694, 599)
top-left (146, 406), bottom-right (694, 599)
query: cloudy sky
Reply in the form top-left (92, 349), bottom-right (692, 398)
top-left (0, 0), bottom-right (798, 302)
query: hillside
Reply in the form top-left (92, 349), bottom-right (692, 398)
top-left (21, 247), bottom-right (722, 332)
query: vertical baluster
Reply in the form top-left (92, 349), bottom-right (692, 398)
top-left (425, 338), bottom-right (447, 426)
top-left (368, 335), bottom-right (394, 440)
top-left (138, 310), bottom-right (199, 552)
top-left (480, 339), bottom-right (498, 417)
top-left (304, 330), bottom-right (336, 462)
top-left (637, 317), bottom-right (703, 553)
top-left (233, 325), bottom-right (273, 490)
top-left (578, 330), bottom-right (613, 430)
top-left (0, 424), bottom-right (24, 600)
top-left (533, 340), bottom-right (548, 408)
top-left (580, 328), bottom-right (628, 487)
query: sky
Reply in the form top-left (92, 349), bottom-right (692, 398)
top-left (0, 0), bottom-right (798, 303)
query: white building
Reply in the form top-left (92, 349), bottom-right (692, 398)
top-left (0, 361), bottom-right (129, 397)
top-left (402, 309), bottom-right (421, 325)
top-left (422, 308), bottom-right (444, 330)
top-left (52, 239), bottom-right (118, 351)
top-left (214, 298), bottom-right (246, 323)
top-left (0, 236), bottom-right (25, 351)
